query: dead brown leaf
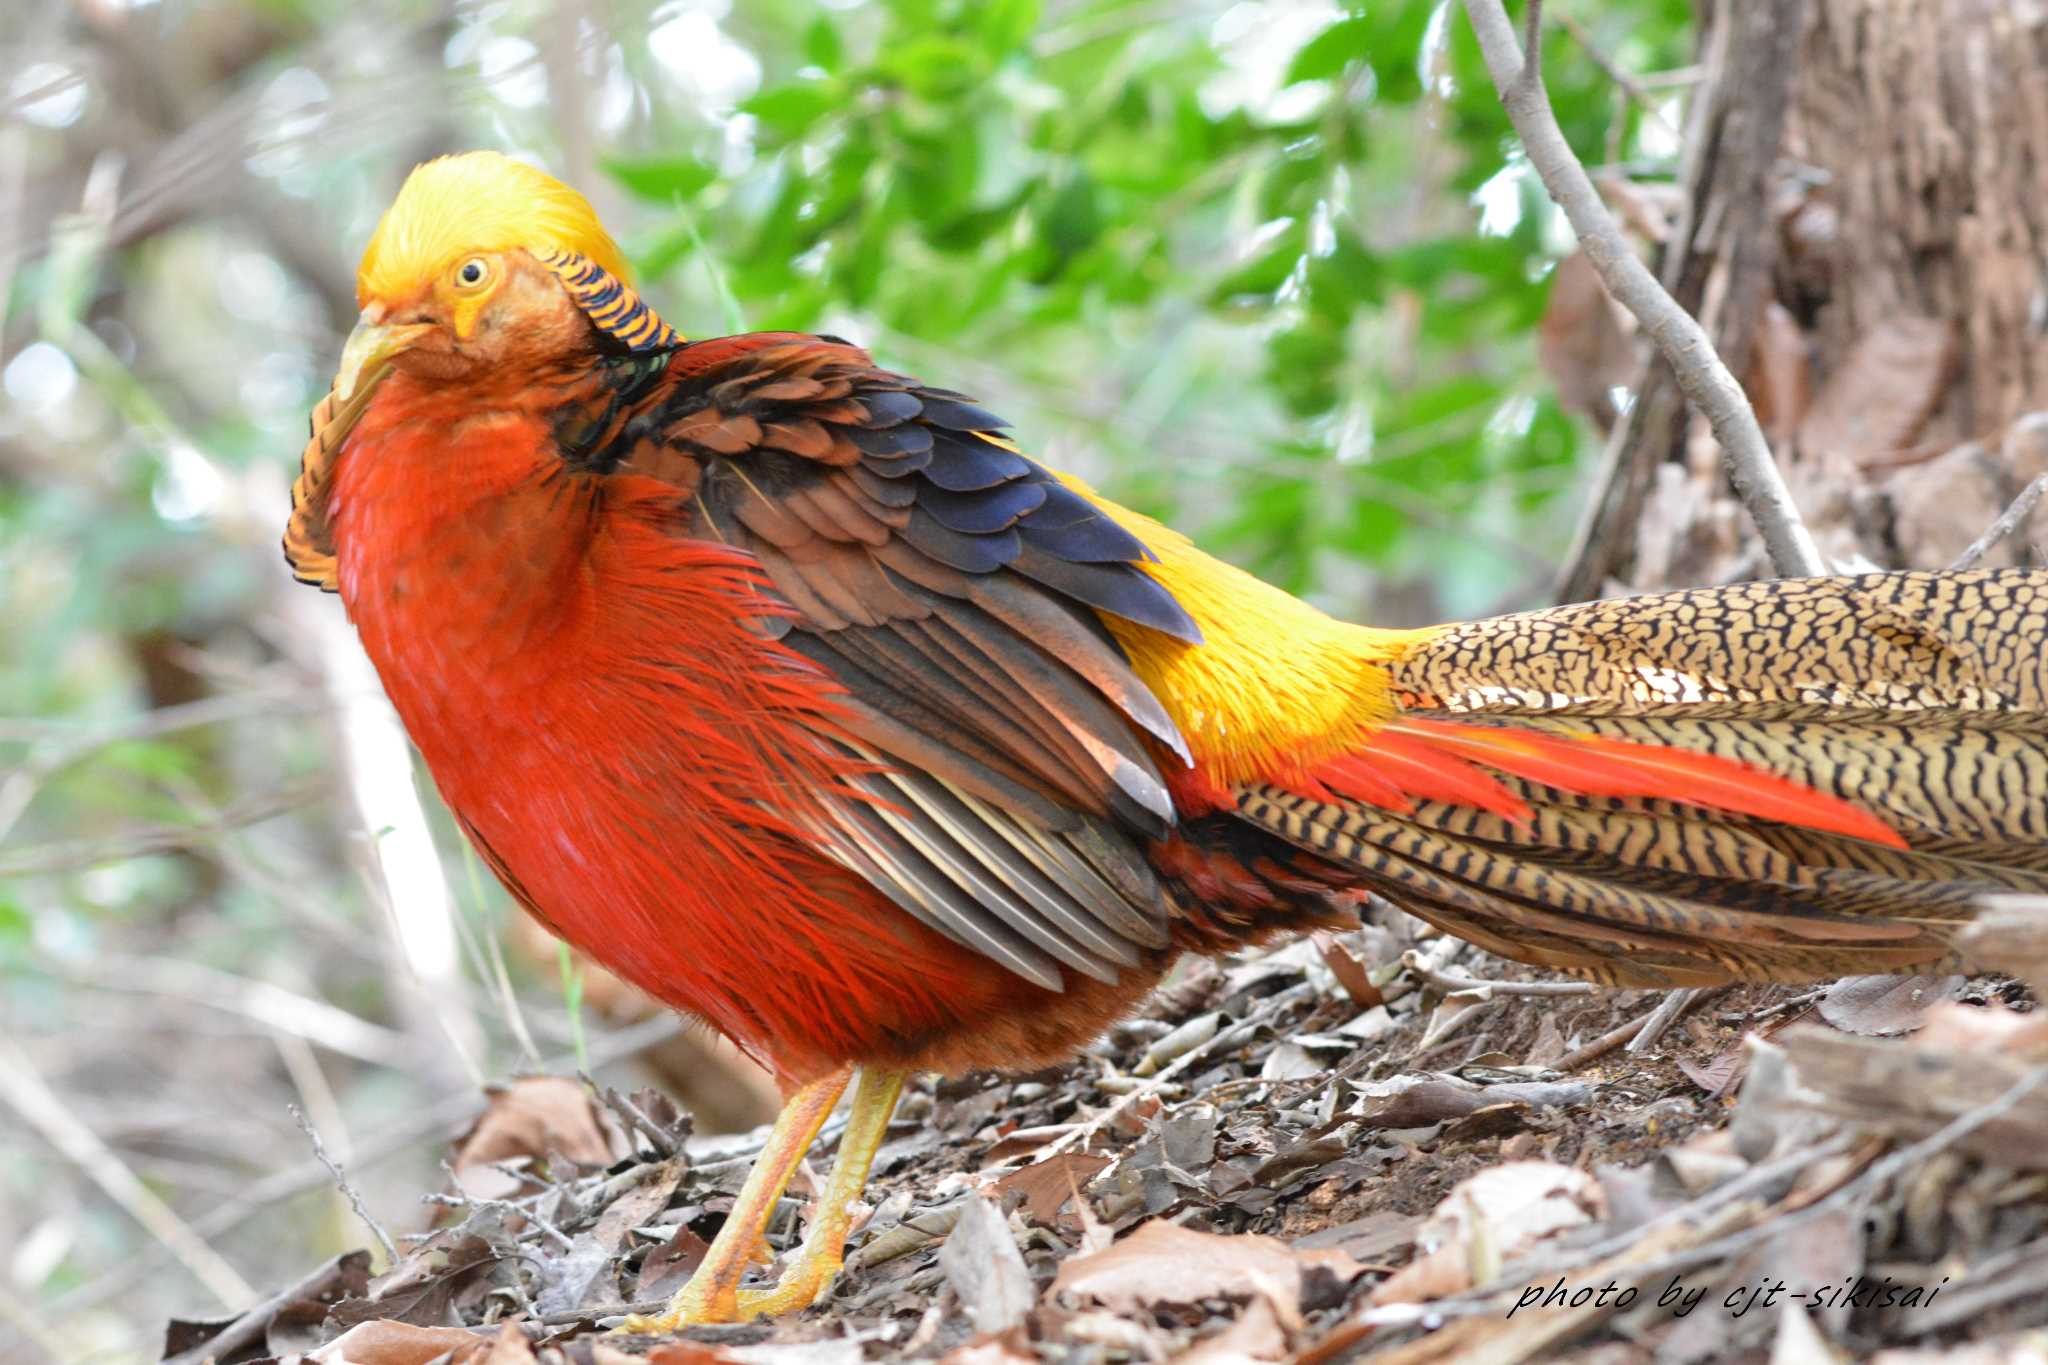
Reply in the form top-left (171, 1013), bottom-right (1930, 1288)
top-left (1179, 1293), bottom-right (1291, 1363)
top-left (1315, 934), bottom-right (1384, 1009)
top-left (939, 1195), bottom-right (1035, 1337)
top-left (1052, 1219), bottom-right (1327, 1319)
top-left (1539, 250), bottom-right (1635, 432)
top-left (1818, 975), bottom-right (1964, 1036)
top-left (454, 1077), bottom-right (620, 1202)
top-left (1678, 1042), bottom-right (1750, 1098)
top-left (646, 1343), bottom-right (749, 1365)
top-left (326, 1232), bottom-right (499, 1333)
top-left (990, 1151), bottom-right (1111, 1226)
top-left (536, 1161), bottom-right (683, 1316)
top-left (1373, 1162), bottom-right (1606, 1305)
top-left (162, 1250), bottom-right (370, 1365)
top-left (635, 1221), bottom-right (711, 1301)
top-left (306, 1320), bottom-right (494, 1365)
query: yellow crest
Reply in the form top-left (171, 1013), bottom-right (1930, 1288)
top-left (356, 151), bottom-right (634, 306)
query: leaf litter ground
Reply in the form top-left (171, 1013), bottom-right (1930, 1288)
top-left (163, 903), bottom-right (2048, 1365)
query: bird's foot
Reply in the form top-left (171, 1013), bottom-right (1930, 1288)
top-left (617, 1278), bottom-right (737, 1333)
top-left (617, 1251), bottom-right (840, 1331)
top-left (734, 1249), bottom-right (842, 1320)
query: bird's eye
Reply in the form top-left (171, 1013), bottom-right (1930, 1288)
top-left (454, 257), bottom-right (490, 289)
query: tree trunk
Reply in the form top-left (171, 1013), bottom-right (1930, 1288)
top-left (1789, 0), bottom-right (2048, 569)
top-left (1564, 0), bottom-right (2048, 594)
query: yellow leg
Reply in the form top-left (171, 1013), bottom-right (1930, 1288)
top-left (621, 1068), bottom-right (849, 1332)
top-left (731, 1068), bottom-right (906, 1320)
top-left (619, 1067), bottom-right (907, 1330)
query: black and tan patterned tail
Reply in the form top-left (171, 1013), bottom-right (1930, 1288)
top-left (1236, 571), bottom-right (2048, 987)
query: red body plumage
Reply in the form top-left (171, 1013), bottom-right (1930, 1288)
top-left (329, 372), bottom-right (1154, 1082)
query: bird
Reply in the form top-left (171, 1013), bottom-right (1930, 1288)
top-left (290, 150), bottom-right (2048, 1329)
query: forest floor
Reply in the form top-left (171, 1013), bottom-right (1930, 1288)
top-left (159, 910), bottom-right (2048, 1365)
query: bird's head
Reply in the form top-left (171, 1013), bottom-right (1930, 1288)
top-left (334, 151), bottom-right (676, 403)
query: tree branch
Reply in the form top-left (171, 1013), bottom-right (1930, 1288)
top-left (1461, 0), bottom-right (1827, 580)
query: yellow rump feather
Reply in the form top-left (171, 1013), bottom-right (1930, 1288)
top-left (356, 151), bottom-right (633, 306)
top-left (1053, 473), bottom-right (1433, 788)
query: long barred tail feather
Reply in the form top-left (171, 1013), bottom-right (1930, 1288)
top-left (1233, 570), bottom-right (2048, 987)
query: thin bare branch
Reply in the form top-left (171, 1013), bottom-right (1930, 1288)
top-left (1549, 8), bottom-right (1682, 140)
top-left (290, 1104), bottom-right (399, 1264)
top-left (1950, 472), bottom-right (2048, 570)
top-left (1460, 0), bottom-right (1827, 579)
top-left (1625, 985), bottom-right (1705, 1053)
top-left (1401, 950), bottom-right (1598, 998)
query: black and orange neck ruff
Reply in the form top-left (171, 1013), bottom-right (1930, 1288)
top-left (533, 246), bottom-right (680, 352)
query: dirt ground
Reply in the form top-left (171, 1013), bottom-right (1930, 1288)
top-left (159, 908), bottom-right (2048, 1365)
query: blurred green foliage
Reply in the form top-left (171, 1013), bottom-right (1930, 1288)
top-left (600, 0), bottom-right (1691, 598)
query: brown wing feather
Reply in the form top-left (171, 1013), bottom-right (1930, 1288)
top-left (585, 331), bottom-right (1196, 987)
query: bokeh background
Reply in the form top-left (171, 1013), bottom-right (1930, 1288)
top-left (22, 0), bottom-right (1988, 1357)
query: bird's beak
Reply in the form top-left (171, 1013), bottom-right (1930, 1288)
top-left (334, 316), bottom-right (433, 402)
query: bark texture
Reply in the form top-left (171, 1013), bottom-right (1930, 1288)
top-left (1558, 0), bottom-right (2048, 594)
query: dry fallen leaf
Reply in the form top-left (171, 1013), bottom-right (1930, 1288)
top-left (325, 1231), bottom-right (501, 1335)
top-left (306, 1320), bottom-right (494, 1365)
top-left (635, 1221), bottom-right (712, 1301)
top-left (1051, 1219), bottom-right (1347, 1320)
top-left (1373, 1162), bottom-right (1606, 1305)
top-left (535, 1161), bottom-right (683, 1315)
top-left (1179, 1292), bottom-right (1292, 1363)
top-left (1818, 975), bottom-right (1964, 1037)
top-left (1678, 1042), bottom-right (1751, 1098)
top-left (990, 1151), bottom-right (1111, 1227)
top-left (1314, 934), bottom-right (1384, 1009)
top-left (453, 1076), bottom-right (620, 1202)
top-left (646, 1343), bottom-right (749, 1365)
top-left (1539, 249), bottom-right (1635, 432)
top-left (1916, 1000), bottom-right (2048, 1055)
top-left (161, 1250), bottom-right (370, 1365)
top-left (939, 1195), bottom-right (1036, 1337)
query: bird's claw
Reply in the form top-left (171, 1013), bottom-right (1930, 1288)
top-left (614, 1256), bottom-right (841, 1332)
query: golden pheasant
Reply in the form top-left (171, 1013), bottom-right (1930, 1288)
top-left (288, 152), bottom-right (2048, 1328)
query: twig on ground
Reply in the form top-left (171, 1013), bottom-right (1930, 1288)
top-left (1400, 951), bottom-right (1598, 998)
top-left (0, 1036), bottom-right (255, 1310)
top-left (1625, 986), bottom-right (1703, 1053)
top-left (290, 1104), bottom-right (399, 1264)
top-left (547, 1297), bottom-right (671, 1327)
top-left (584, 1073), bottom-right (686, 1159)
top-left (424, 1186), bottom-right (578, 1251)
top-left (1553, 989), bottom-right (1710, 1071)
top-left (1572, 1062), bottom-right (2048, 1292)
top-left (1033, 982), bottom-right (1316, 1165)
top-left (1717, 987), bottom-right (1824, 1025)
top-left (1460, 0), bottom-right (1826, 579)
top-left (160, 1251), bottom-right (369, 1365)
top-left (1950, 472), bottom-right (2048, 570)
